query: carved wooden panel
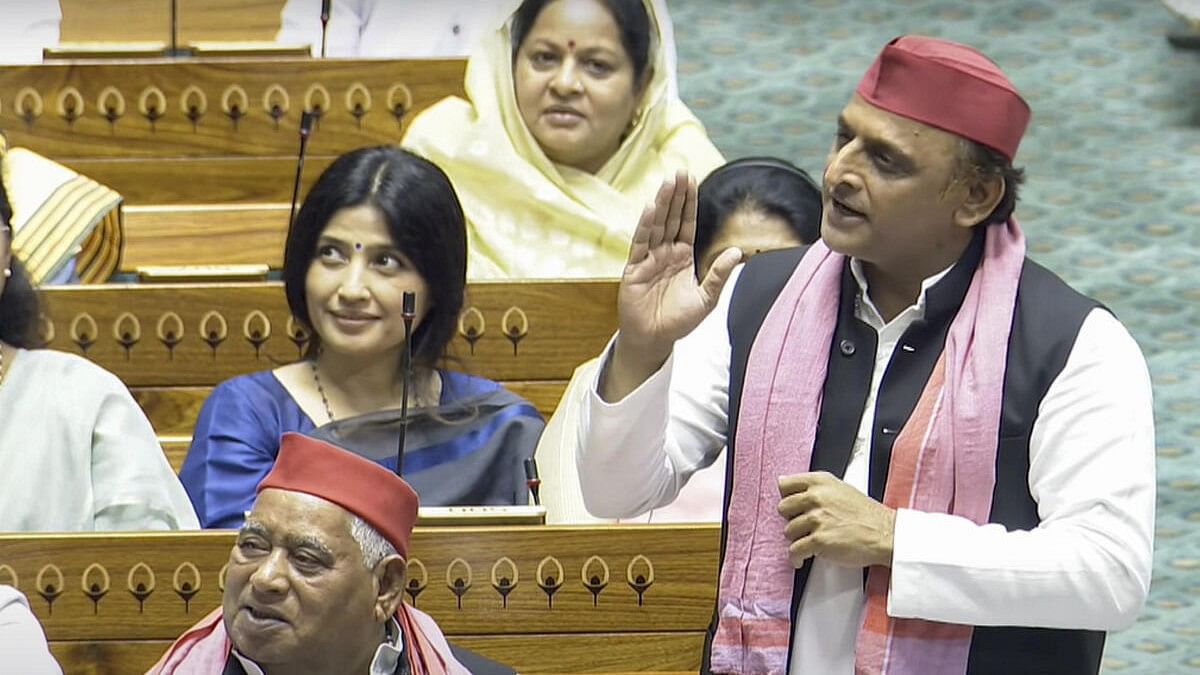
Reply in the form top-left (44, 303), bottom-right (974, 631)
top-left (0, 59), bottom-right (464, 159)
top-left (0, 526), bottom-right (719, 640)
top-left (39, 280), bottom-right (617, 386)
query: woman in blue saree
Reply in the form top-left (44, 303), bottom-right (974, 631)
top-left (180, 146), bottom-right (544, 528)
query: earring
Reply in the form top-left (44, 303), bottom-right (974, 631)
top-left (3, 268), bottom-right (10, 278)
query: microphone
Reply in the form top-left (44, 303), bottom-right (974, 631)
top-left (395, 291), bottom-right (417, 477)
top-left (285, 111), bottom-right (317, 249)
top-left (320, 0), bottom-right (332, 58)
top-left (523, 458), bottom-right (541, 506)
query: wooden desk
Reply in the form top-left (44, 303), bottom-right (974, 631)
top-left (39, 280), bottom-right (617, 447)
top-left (0, 525), bottom-right (719, 673)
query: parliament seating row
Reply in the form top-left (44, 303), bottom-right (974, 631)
top-left (0, 525), bottom-right (719, 673)
top-left (0, 57), bottom-right (465, 274)
top-left (39, 279), bottom-right (619, 465)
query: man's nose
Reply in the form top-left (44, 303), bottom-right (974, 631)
top-left (249, 550), bottom-right (290, 595)
top-left (824, 142), bottom-right (864, 194)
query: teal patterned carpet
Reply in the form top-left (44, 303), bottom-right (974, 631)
top-left (669, 0), bottom-right (1200, 671)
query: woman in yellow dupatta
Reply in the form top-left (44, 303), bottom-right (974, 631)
top-left (402, 0), bottom-right (724, 279)
top-left (0, 133), bottom-right (122, 284)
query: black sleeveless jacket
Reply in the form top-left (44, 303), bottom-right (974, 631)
top-left (704, 234), bottom-right (1105, 675)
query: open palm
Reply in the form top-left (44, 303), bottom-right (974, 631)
top-left (618, 172), bottom-right (742, 360)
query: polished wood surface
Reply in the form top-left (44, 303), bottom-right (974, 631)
top-left (2, 526), bottom-right (719, 672)
top-left (0, 59), bottom-right (464, 160)
top-left (60, 0), bottom-right (288, 44)
top-left (39, 280), bottom-right (617, 386)
top-left (121, 204), bottom-right (289, 270)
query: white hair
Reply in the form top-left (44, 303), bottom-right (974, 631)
top-left (348, 515), bottom-right (399, 570)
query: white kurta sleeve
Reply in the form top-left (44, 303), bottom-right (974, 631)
top-left (0, 587), bottom-right (62, 675)
top-left (576, 267), bottom-right (739, 519)
top-left (86, 368), bottom-right (201, 531)
top-left (887, 309), bottom-right (1155, 630)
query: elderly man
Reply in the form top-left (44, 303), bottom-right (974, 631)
top-left (577, 36), bottom-right (1155, 674)
top-left (148, 433), bottom-right (476, 674)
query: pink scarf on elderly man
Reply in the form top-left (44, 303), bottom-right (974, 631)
top-left (146, 604), bottom-right (466, 674)
top-left (710, 219), bottom-right (1026, 674)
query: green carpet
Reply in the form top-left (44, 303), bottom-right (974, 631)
top-left (670, 0), bottom-right (1200, 671)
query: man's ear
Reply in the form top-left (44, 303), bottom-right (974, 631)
top-left (373, 555), bottom-right (407, 623)
top-left (953, 172), bottom-right (1005, 229)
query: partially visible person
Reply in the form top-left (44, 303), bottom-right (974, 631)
top-left (277, 0), bottom-right (502, 58)
top-left (0, 2), bottom-right (59, 64)
top-left (149, 433), bottom-right (498, 674)
top-left (537, 156), bottom-right (822, 524)
top-left (0, 585), bottom-right (61, 674)
top-left (181, 146), bottom-right (543, 529)
top-left (1, 135), bottom-right (123, 285)
top-left (0, 165), bottom-right (198, 532)
top-left (403, 0), bottom-right (722, 279)
top-left (693, 156), bottom-right (822, 277)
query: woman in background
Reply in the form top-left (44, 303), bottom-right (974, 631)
top-left (402, 0), bottom-right (723, 279)
top-left (0, 164), bottom-right (196, 532)
top-left (182, 146), bottom-right (544, 529)
top-left (537, 157), bottom-right (822, 523)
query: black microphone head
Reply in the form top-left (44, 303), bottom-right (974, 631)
top-left (401, 291), bottom-right (416, 319)
top-left (299, 110), bottom-right (316, 138)
top-left (321, 0), bottom-right (332, 21)
top-left (523, 458), bottom-right (539, 481)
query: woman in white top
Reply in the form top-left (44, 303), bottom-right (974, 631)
top-left (0, 166), bottom-right (198, 532)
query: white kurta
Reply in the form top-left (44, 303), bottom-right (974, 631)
top-left (277, 0), bottom-right (504, 58)
top-left (0, 585), bottom-right (61, 674)
top-left (0, 349), bottom-right (199, 532)
top-left (0, 2), bottom-right (59, 64)
top-left (577, 262), bottom-right (1156, 673)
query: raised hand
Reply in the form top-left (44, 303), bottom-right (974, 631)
top-left (599, 171), bottom-right (742, 402)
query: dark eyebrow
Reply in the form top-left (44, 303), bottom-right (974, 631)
top-left (317, 234), bottom-right (400, 253)
top-left (837, 115), bottom-right (915, 169)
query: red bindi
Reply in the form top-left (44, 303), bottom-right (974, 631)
top-left (568, 39), bottom-right (576, 50)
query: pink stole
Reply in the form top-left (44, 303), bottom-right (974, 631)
top-left (709, 220), bottom-right (1025, 674)
top-left (146, 605), bottom-right (456, 675)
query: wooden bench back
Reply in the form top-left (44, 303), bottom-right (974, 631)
top-left (60, 0), bottom-right (287, 44)
top-left (0, 58), bottom-right (465, 205)
top-left (38, 280), bottom-right (616, 445)
top-left (0, 57), bottom-right (465, 273)
top-left (0, 525), bottom-right (718, 673)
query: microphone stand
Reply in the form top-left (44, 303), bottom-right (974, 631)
top-left (395, 291), bottom-right (416, 477)
top-left (165, 0), bottom-right (191, 57)
top-left (320, 0), bottom-right (332, 58)
top-left (286, 111), bottom-right (317, 245)
top-left (524, 458), bottom-right (542, 506)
